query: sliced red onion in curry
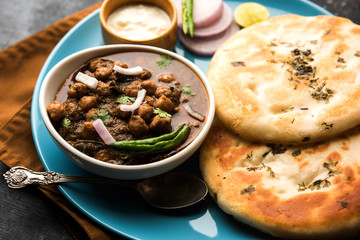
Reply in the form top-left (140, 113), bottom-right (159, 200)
top-left (113, 65), bottom-right (143, 75)
top-left (120, 89), bottom-right (146, 112)
top-left (92, 118), bottom-right (115, 144)
top-left (183, 102), bottom-right (205, 122)
top-left (75, 72), bottom-right (98, 89)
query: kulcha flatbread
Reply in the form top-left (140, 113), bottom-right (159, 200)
top-left (200, 119), bottom-right (360, 239)
top-left (207, 15), bottom-right (360, 144)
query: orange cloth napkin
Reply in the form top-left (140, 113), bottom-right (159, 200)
top-left (0, 3), bottom-right (122, 240)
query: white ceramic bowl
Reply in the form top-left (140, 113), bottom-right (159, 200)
top-left (39, 44), bottom-right (215, 180)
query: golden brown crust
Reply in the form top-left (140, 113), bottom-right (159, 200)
top-left (207, 15), bottom-right (360, 144)
top-left (200, 119), bottom-right (360, 239)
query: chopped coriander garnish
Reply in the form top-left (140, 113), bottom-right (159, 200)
top-left (61, 118), bottom-right (71, 128)
top-left (97, 109), bottom-right (111, 123)
top-left (156, 54), bottom-right (173, 69)
top-left (154, 108), bottom-right (172, 118)
top-left (182, 85), bottom-right (195, 96)
top-left (91, 109), bottom-right (110, 123)
top-left (116, 96), bottom-right (135, 104)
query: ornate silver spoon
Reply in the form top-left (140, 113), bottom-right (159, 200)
top-left (3, 166), bottom-right (208, 209)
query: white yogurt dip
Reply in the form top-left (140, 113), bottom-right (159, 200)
top-left (107, 3), bottom-right (171, 41)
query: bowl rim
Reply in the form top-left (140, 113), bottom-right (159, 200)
top-left (99, 0), bottom-right (178, 43)
top-left (39, 44), bottom-right (215, 172)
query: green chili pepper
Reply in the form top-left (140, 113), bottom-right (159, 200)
top-left (182, 0), bottom-right (189, 35)
top-left (187, 0), bottom-right (194, 37)
top-left (182, 0), bottom-right (194, 37)
top-left (108, 125), bottom-right (190, 154)
top-left (110, 124), bottom-right (185, 146)
top-left (78, 125), bottom-right (191, 155)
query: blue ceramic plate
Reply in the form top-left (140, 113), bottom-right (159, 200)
top-left (31, 1), bottom-right (332, 239)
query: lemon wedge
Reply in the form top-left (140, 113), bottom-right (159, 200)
top-left (234, 2), bottom-right (270, 27)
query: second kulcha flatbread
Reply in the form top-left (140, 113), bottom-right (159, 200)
top-left (200, 119), bottom-right (360, 239)
top-left (207, 15), bottom-right (360, 144)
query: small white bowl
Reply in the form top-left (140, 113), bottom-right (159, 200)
top-left (39, 44), bottom-right (215, 180)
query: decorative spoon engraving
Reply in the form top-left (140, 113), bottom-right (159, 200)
top-left (3, 166), bottom-right (208, 209)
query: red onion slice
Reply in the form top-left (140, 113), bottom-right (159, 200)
top-left (92, 119), bottom-right (115, 144)
top-left (113, 65), bottom-right (143, 75)
top-left (183, 102), bottom-right (205, 122)
top-left (192, 3), bottom-right (233, 38)
top-left (75, 72), bottom-right (98, 89)
top-left (173, 0), bottom-right (223, 27)
top-left (178, 21), bottom-right (239, 56)
top-left (120, 89), bottom-right (146, 112)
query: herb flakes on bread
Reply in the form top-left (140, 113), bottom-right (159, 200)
top-left (200, 119), bottom-right (360, 239)
top-left (207, 15), bottom-right (360, 144)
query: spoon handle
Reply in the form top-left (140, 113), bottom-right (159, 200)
top-left (3, 166), bottom-right (135, 189)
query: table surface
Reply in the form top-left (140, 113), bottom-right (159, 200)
top-left (0, 0), bottom-right (359, 239)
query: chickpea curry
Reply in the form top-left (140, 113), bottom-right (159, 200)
top-left (47, 51), bottom-right (208, 165)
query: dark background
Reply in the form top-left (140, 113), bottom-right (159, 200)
top-left (0, 0), bottom-right (359, 239)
